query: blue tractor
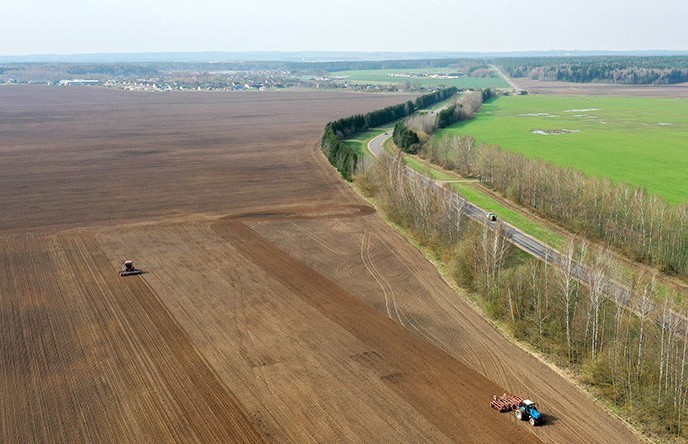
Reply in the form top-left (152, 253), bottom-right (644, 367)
top-left (515, 399), bottom-right (542, 426)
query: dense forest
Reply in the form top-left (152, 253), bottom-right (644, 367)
top-left (65, 64), bottom-right (160, 76)
top-left (498, 56), bottom-right (688, 84)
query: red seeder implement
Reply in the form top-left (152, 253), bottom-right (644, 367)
top-left (490, 394), bottom-right (524, 412)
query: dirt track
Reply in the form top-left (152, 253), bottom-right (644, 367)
top-left (0, 86), bottom-right (642, 442)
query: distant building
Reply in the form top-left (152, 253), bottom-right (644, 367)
top-left (58, 79), bottom-right (101, 86)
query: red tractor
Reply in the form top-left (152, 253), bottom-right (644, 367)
top-left (120, 260), bottom-right (143, 276)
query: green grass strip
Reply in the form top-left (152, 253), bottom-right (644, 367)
top-left (400, 152), bottom-right (566, 249)
top-left (344, 128), bottom-right (387, 158)
top-left (403, 156), bottom-right (456, 181)
top-left (448, 182), bottom-right (565, 249)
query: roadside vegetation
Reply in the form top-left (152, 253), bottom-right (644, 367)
top-left (343, 129), bottom-right (386, 157)
top-left (392, 122), bottom-right (420, 153)
top-left (423, 133), bottom-right (688, 277)
top-left (403, 89), bottom-right (491, 138)
top-left (389, 139), bottom-right (566, 249)
top-left (320, 87), bottom-right (457, 180)
top-left (356, 152), bottom-right (688, 440)
top-left (434, 96), bottom-right (688, 278)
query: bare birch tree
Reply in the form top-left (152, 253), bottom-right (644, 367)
top-left (636, 274), bottom-right (657, 379)
top-left (559, 237), bottom-right (579, 360)
top-left (587, 253), bottom-right (609, 360)
top-left (480, 221), bottom-right (510, 295)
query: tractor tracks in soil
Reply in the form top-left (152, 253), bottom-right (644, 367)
top-left (64, 233), bottom-right (266, 443)
top-left (0, 87), bottom-right (647, 443)
top-left (360, 232), bottom-right (438, 341)
top-left (249, 203), bottom-right (643, 443)
top-left (211, 216), bottom-right (540, 443)
top-left (0, 231), bottom-right (265, 443)
top-left (360, 231), bottom-right (404, 325)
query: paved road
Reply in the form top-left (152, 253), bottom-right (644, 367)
top-left (369, 133), bottom-right (551, 258)
top-left (368, 132), bottom-right (389, 157)
top-left (490, 64), bottom-right (521, 92)
top-left (368, 133), bottom-right (685, 333)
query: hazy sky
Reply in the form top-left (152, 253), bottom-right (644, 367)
top-left (2, 0), bottom-right (687, 55)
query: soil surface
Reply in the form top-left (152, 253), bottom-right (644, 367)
top-left (514, 77), bottom-right (688, 97)
top-left (0, 86), bottom-right (642, 443)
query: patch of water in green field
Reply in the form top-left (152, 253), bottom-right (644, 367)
top-left (439, 96), bottom-right (688, 204)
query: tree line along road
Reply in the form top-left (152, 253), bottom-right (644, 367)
top-left (368, 132), bottom-right (687, 336)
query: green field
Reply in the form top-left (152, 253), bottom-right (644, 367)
top-left (332, 68), bottom-right (509, 89)
top-left (439, 95), bottom-right (688, 204)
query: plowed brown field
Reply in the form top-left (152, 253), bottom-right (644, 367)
top-left (1, 86), bottom-right (642, 443)
top-left (513, 77), bottom-right (688, 97)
